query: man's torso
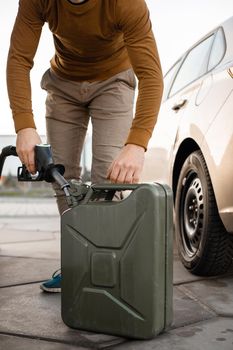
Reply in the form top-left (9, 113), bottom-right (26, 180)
top-left (36, 0), bottom-right (131, 80)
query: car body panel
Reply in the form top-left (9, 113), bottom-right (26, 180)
top-left (219, 18), bottom-right (233, 65)
top-left (201, 89), bottom-right (233, 233)
top-left (142, 16), bottom-right (233, 233)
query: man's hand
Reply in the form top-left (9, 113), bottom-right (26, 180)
top-left (107, 144), bottom-right (145, 184)
top-left (16, 128), bottom-right (42, 174)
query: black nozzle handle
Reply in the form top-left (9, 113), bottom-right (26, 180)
top-left (34, 144), bottom-right (65, 182)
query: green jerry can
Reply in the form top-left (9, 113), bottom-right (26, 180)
top-left (61, 182), bottom-right (173, 339)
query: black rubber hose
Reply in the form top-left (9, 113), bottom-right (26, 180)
top-left (0, 146), bottom-right (18, 177)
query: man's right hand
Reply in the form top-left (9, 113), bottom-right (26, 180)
top-left (16, 128), bottom-right (42, 174)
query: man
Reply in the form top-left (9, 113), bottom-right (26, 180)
top-left (7, 0), bottom-right (164, 292)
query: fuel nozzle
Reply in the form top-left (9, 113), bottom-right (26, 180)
top-left (0, 144), bottom-right (74, 207)
top-left (35, 144), bottom-right (64, 183)
top-left (34, 144), bottom-right (72, 204)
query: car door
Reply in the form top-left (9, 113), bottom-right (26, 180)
top-left (144, 59), bottom-right (185, 183)
top-left (145, 33), bottom-right (216, 184)
top-left (176, 28), bottom-right (229, 151)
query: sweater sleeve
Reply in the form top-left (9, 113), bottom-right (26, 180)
top-left (115, 0), bottom-right (164, 150)
top-left (7, 0), bottom-right (44, 132)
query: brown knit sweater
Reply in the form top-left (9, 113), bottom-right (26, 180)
top-left (7, 0), bottom-right (163, 149)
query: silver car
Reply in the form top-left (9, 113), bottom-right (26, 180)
top-left (143, 16), bottom-right (233, 276)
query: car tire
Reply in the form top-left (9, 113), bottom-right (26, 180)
top-left (175, 150), bottom-right (233, 276)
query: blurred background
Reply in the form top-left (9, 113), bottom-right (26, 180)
top-left (0, 0), bottom-right (232, 193)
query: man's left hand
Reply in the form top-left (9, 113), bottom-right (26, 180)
top-left (107, 144), bottom-right (145, 184)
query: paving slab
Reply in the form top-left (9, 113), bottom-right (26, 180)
top-left (111, 317), bottom-right (233, 350)
top-left (172, 286), bottom-right (215, 329)
top-left (0, 282), bottom-right (215, 346)
top-left (173, 257), bottom-right (206, 285)
top-left (0, 229), bottom-right (56, 244)
top-left (0, 216), bottom-right (60, 232)
top-left (181, 276), bottom-right (233, 316)
top-left (0, 257), bottom-right (60, 287)
top-left (0, 284), bottom-right (125, 348)
top-left (0, 197), bottom-right (58, 217)
top-left (0, 239), bottom-right (60, 259)
top-left (0, 334), bottom-right (90, 350)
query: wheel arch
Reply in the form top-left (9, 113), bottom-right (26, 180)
top-left (172, 138), bottom-right (200, 201)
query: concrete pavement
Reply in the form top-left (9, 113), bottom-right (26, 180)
top-left (0, 196), bottom-right (233, 349)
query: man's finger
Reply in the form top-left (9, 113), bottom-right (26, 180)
top-left (124, 169), bottom-right (134, 184)
top-left (106, 163), bottom-right (113, 179)
top-left (108, 164), bottom-right (120, 183)
top-left (115, 168), bottom-right (128, 184)
top-left (132, 169), bottom-right (140, 183)
top-left (27, 151), bottom-right (36, 174)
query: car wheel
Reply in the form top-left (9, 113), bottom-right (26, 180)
top-left (175, 150), bottom-right (233, 276)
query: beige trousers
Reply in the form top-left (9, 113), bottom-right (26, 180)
top-left (41, 68), bottom-right (136, 214)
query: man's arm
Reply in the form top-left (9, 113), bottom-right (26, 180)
top-left (7, 0), bottom-right (45, 172)
top-left (115, 0), bottom-right (164, 150)
top-left (107, 0), bottom-right (163, 183)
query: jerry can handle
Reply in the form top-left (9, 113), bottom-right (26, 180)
top-left (91, 183), bottom-right (139, 191)
top-left (80, 183), bottom-right (140, 204)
